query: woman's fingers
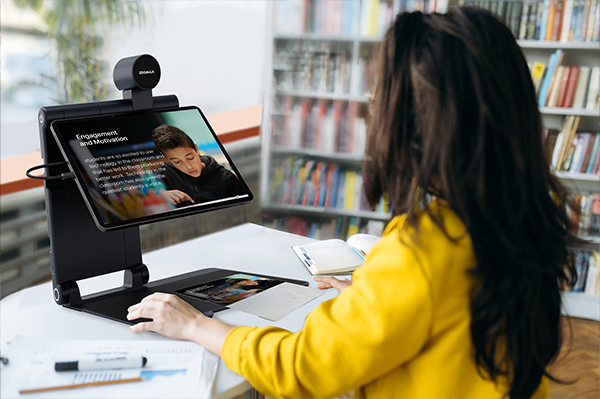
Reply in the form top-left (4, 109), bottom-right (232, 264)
top-left (127, 293), bottom-right (176, 321)
top-left (313, 276), bottom-right (352, 292)
top-left (129, 321), bottom-right (155, 333)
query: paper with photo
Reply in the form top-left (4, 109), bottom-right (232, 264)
top-left (0, 336), bottom-right (218, 399)
top-left (228, 282), bottom-right (324, 321)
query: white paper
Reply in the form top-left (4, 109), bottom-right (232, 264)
top-left (228, 282), bottom-right (324, 321)
top-left (0, 336), bottom-right (218, 399)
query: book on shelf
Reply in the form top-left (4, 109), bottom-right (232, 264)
top-left (273, 97), bottom-right (367, 155)
top-left (357, 57), bottom-right (376, 96)
top-left (547, 65), bottom-right (566, 106)
top-left (269, 157), bottom-right (390, 215)
top-left (291, 233), bottom-right (380, 275)
top-left (274, 0), bottom-right (401, 36)
top-left (561, 65), bottom-right (580, 107)
top-left (573, 66), bottom-right (591, 108)
top-left (358, 0), bottom-right (394, 36)
top-left (273, 42), bottom-right (351, 95)
top-left (566, 192), bottom-right (600, 236)
top-left (585, 66), bottom-right (600, 110)
top-left (547, 117), bottom-right (600, 174)
top-left (531, 61), bottom-right (547, 95)
top-left (400, 0), bottom-right (449, 14)
top-left (566, 249), bottom-right (600, 295)
top-left (266, 214), bottom-right (385, 240)
top-left (533, 52), bottom-right (599, 110)
top-left (468, 0), bottom-right (600, 42)
top-left (585, 133), bottom-right (600, 173)
top-left (538, 49), bottom-right (562, 107)
top-left (560, 0), bottom-right (575, 41)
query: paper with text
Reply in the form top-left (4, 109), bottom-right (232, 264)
top-left (0, 336), bottom-right (218, 398)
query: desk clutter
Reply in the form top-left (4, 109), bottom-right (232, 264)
top-left (0, 336), bottom-right (218, 398)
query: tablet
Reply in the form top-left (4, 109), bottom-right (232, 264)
top-left (50, 106), bottom-right (253, 231)
top-left (176, 272), bottom-right (287, 305)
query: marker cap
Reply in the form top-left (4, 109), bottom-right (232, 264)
top-left (55, 361), bottom-right (78, 372)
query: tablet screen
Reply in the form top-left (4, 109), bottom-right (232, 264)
top-left (177, 273), bottom-right (285, 305)
top-left (50, 106), bottom-right (253, 231)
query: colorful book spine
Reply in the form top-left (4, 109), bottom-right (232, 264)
top-left (561, 0), bottom-right (575, 41)
top-left (562, 66), bottom-right (581, 108)
top-left (471, 0), bottom-right (599, 41)
top-left (538, 50), bottom-right (560, 107)
top-left (586, 134), bottom-right (600, 173)
top-left (580, 133), bottom-right (597, 172)
top-left (586, 66), bottom-right (600, 110)
top-left (556, 65), bottom-right (572, 107)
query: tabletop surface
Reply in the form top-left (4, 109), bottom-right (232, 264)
top-left (1, 223), bottom-right (344, 398)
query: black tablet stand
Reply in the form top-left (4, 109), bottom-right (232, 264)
top-left (35, 54), bottom-right (307, 326)
top-left (37, 55), bottom-right (226, 324)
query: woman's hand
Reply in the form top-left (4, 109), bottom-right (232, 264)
top-left (162, 190), bottom-right (194, 205)
top-left (127, 293), bottom-right (235, 357)
top-left (127, 293), bottom-right (205, 341)
top-left (314, 276), bottom-right (352, 292)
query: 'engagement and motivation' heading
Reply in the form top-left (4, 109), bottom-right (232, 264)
top-left (76, 130), bottom-right (129, 147)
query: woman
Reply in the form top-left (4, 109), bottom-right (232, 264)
top-left (127, 7), bottom-right (579, 399)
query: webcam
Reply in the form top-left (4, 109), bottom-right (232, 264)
top-left (113, 54), bottom-right (161, 109)
top-left (113, 54), bottom-right (161, 91)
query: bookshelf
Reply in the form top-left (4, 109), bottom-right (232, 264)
top-left (261, 0), bottom-right (599, 319)
top-left (261, 0), bottom-right (410, 240)
top-left (500, 0), bottom-right (600, 321)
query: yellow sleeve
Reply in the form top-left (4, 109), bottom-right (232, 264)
top-left (222, 234), bottom-right (433, 399)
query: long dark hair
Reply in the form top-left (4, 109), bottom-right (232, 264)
top-left (363, 7), bottom-right (580, 398)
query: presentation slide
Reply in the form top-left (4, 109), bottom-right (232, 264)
top-left (177, 273), bottom-right (285, 305)
top-left (51, 107), bottom-right (250, 227)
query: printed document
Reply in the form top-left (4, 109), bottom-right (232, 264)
top-left (0, 336), bottom-right (218, 398)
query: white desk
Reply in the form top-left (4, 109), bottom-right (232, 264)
top-left (0, 223), bottom-right (342, 398)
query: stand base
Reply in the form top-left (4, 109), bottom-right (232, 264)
top-left (68, 268), bottom-right (229, 324)
top-left (64, 268), bottom-right (309, 325)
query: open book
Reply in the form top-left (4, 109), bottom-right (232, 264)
top-left (292, 234), bottom-right (380, 275)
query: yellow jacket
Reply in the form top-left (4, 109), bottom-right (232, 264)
top-left (222, 201), bottom-right (549, 399)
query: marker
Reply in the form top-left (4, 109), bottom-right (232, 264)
top-left (55, 355), bottom-right (147, 372)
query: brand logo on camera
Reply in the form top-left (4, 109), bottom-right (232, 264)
top-left (139, 70), bottom-right (155, 75)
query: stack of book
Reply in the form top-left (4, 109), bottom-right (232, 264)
top-left (465, 0), bottom-right (600, 42)
top-left (545, 117), bottom-right (600, 173)
top-left (272, 98), bottom-right (367, 155)
top-left (531, 50), bottom-right (599, 110)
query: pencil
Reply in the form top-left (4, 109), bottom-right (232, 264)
top-left (19, 377), bottom-right (144, 394)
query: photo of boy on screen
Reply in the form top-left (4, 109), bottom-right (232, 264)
top-left (151, 124), bottom-right (245, 207)
top-left (178, 274), bottom-right (285, 305)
